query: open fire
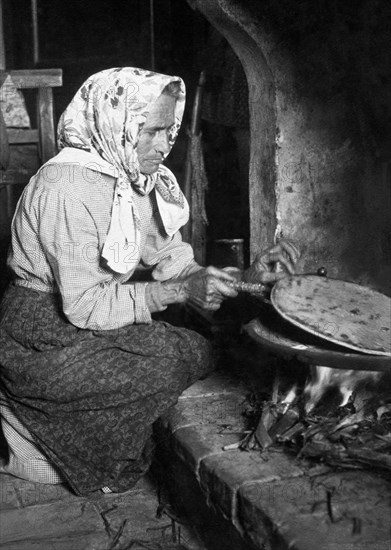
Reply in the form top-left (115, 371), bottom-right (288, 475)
top-left (236, 271), bottom-right (391, 473)
top-left (304, 365), bottom-right (382, 412)
top-left (229, 366), bottom-right (391, 474)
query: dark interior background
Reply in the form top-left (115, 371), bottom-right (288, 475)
top-left (2, 0), bottom-right (249, 253)
top-left (2, 0), bottom-right (391, 289)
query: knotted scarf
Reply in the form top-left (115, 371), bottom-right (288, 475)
top-left (56, 67), bottom-right (189, 274)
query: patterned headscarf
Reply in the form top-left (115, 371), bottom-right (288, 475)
top-left (56, 67), bottom-right (189, 274)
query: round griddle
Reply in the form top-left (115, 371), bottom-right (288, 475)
top-left (270, 275), bottom-right (391, 357)
top-left (244, 304), bottom-right (391, 372)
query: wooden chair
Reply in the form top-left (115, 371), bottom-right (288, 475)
top-left (0, 68), bottom-right (62, 296)
top-left (0, 68), bottom-right (62, 208)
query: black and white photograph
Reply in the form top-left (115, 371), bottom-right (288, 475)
top-left (0, 1), bottom-right (390, 549)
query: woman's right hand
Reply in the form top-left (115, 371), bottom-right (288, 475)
top-left (181, 266), bottom-right (239, 311)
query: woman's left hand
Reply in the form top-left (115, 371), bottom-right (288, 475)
top-left (244, 239), bottom-right (301, 285)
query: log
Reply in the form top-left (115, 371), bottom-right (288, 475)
top-left (260, 401), bottom-right (276, 432)
top-left (269, 408), bottom-right (300, 440)
top-left (346, 448), bottom-right (391, 471)
top-left (277, 422), bottom-right (305, 443)
top-left (254, 420), bottom-right (273, 449)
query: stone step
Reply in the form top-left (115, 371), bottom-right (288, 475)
top-left (157, 371), bottom-right (391, 550)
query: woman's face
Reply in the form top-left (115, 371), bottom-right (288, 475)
top-left (136, 94), bottom-right (176, 174)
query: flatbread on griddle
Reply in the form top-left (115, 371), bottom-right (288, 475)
top-left (271, 276), bottom-right (391, 356)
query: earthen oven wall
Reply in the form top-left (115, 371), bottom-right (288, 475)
top-left (189, 0), bottom-right (391, 294)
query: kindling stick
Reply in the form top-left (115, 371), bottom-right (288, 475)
top-left (227, 281), bottom-right (269, 294)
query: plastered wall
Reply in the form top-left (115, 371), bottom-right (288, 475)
top-left (190, 0), bottom-right (391, 294)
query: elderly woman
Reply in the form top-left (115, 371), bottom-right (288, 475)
top-left (0, 68), bottom-right (299, 495)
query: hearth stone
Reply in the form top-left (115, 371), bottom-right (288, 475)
top-left (156, 370), bottom-right (391, 550)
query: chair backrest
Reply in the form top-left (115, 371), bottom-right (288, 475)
top-left (0, 68), bottom-right (62, 236)
top-left (0, 68), bottom-right (62, 298)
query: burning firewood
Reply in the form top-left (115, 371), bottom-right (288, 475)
top-left (225, 368), bottom-right (391, 476)
top-left (268, 408), bottom-right (300, 440)
top-left (277, 422), bottom-right (305, 443)
top-left (253, 420), bottom-right (273, 449)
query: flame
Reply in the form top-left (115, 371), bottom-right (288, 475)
top-left (281, 384), bottom-right (298, 413)
top-left (304, 365), bottom-right (381, 413)
top-left (282, 384), bottom-right (297, 404)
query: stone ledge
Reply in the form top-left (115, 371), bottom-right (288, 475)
top-left (199, 450), bottom-right (304, 524)
top-left (178, 372), bottom-right (249, 400)
top-left (238, 471), bottom-right (391, 550)
top-left (159, 371), bottom-right (391, 550)
top-left (158, 371), bottom-right (248, 473)
top-left (161, 391), bottom-right (247, 434)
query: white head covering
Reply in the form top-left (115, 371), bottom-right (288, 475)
top-left (56, 67), bottom-right (189, 274)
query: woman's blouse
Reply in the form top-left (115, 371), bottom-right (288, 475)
top-left (8, 164), bottom-right (199, 330)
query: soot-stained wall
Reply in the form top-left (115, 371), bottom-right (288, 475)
top-left (189, 0), bottom-right (391, 294)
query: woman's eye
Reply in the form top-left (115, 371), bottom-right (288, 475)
top-left (140, 128), bottom-right (155, 137)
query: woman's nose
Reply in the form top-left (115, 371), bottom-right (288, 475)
top-left (154, 131), bottom-right (170, 155)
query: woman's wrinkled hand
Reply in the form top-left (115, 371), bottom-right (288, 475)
top-left (244, 239), bottom-right (301, 285)
top-left (182, 266), bottom-right (238, 311)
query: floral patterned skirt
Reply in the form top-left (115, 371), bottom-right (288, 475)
top-left (0, 283), bottom-right (212, 495)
